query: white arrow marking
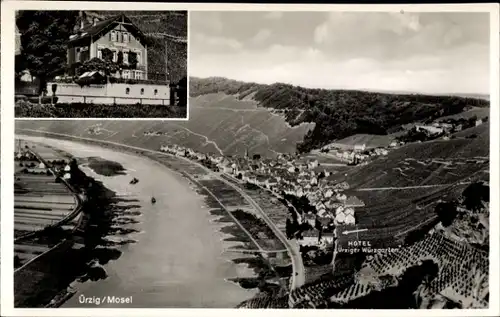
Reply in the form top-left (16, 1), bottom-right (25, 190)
top-left (342, 228), bottom-right (368, 235)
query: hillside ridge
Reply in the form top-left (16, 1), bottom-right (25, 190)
top-left (189, 77), bottom-right (490, 153)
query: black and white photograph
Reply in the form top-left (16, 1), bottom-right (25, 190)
top-left (2, 2), bottom-right (499, 316)
top-left (14, 10), bottom-right (187, 119)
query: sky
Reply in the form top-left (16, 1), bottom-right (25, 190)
top-left (189, 11), bottom-right (491, 95)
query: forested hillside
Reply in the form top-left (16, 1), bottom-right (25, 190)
top-left (190, 77), bottom-right (490, 152)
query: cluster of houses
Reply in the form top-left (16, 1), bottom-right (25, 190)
top-left (321, 141), bottom-right (394, 165)
top-left (324, 144), bottom-right (391, 165)
top-left (15, 148), bottom-right (72, 179)
top-left (158, 143), bottom-right (367, 249)
top-left (404, 117), bottom-right (486, 141)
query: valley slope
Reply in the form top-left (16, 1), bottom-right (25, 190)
top-left (15, 92), bottom-right (313, 158)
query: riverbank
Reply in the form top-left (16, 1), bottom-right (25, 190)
top-left (17, 135), bottom-right (261, 307)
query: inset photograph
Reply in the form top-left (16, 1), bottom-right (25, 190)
top-left (15, 10), bottom-right (187, 119)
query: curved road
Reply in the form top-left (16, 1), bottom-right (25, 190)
top-left (19, 129), bottom-right (306, 294)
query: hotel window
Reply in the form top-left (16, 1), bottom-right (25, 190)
top-left (126, 87), bottom-right (130, 95)
top-left (124, 51), bottom-right (129, 64)
top-left (112, 50), bottom-right (117, 62)
top-left (135, 71), bottom-right (143, 80)
top-left (123, 33), bottom-right (129, 43)
top-left (140, 88), bottom-right (144, 95)
top-left (97, 49), bottom-right (102, 59)
top-left (123, 70), bottom-right (130, 79)
top-left (154, 89), bottom-right (158, 95)
top-left (111, 31), bottom-right (116, 42)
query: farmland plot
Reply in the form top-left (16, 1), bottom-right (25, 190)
top-left (199, 179), bottom-right (251, 208)
top-left (15, 243), bottom-right (51, 266)
top-left (329, 130), bottom-right (489, 189)
top-left (242, 188), bottom-right (289, 233)
top-left (14, 150), bottom-right (76, 235)
top-left (17, 139), bottom-right (68, 161)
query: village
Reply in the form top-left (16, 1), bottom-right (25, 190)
top-left (157, 141), bottom-right (373, 251)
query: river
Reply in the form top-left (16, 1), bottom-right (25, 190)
top-left (19, 135), bottom-right (258, 308)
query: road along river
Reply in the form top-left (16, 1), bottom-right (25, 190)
top-left (18, 135), bottom-right (258, 308)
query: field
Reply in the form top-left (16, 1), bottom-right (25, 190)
top-left (325, 134), bottom-right (398, 150)
top-left (198, 179), bottom-right (285, 251)
top-left (15, 102), bottom-right (187, 119)
top-left (437, 107), bottom-right (489, 121)
top-left (329, 127), bottom-right (488, 189)
top-left (14, 139), bottom-right (77, 268)
top-left (238, 185), bottom-right (289, 233)
top-left (187, 93), bottom-right (314, 156)
top-left (199, 179), bottom-right (251, 208)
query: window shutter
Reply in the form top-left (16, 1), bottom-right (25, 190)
top-left (109, 32), bottom-right (112, 41)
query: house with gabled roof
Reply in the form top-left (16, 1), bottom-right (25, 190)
top-left (344, 196), bottom-right (365, 207)
top-left (68, 14), bottom-right (151, 80)
top-left (323, 188), bottom-right (334, 199)
top-left (320, 232), bottom-right (335, 246)
top-left (300, 229), bottom-right (321, 246)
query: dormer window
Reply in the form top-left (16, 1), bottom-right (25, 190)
top-left (111, 31), bottom-right (116, 42)
top-left (123, 33), bottom-right (129, 43)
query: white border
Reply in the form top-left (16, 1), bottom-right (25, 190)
top-left (1, 1), bottom-right (499, 317)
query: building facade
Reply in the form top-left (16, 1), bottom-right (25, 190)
top-left (67, 14), bottom-right (148, 80)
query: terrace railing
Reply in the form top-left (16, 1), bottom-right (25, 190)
top-left (53, 94), bottom-right (173, 106)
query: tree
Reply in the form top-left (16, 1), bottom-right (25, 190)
top-left (435, 201), bottom-right (458, 227)
top-left (462, 182), bottom-right (489, 212)
top-left (16, 11), bottom-right (79, 95)
top-left (102, 48), bottom-right (113, 62)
